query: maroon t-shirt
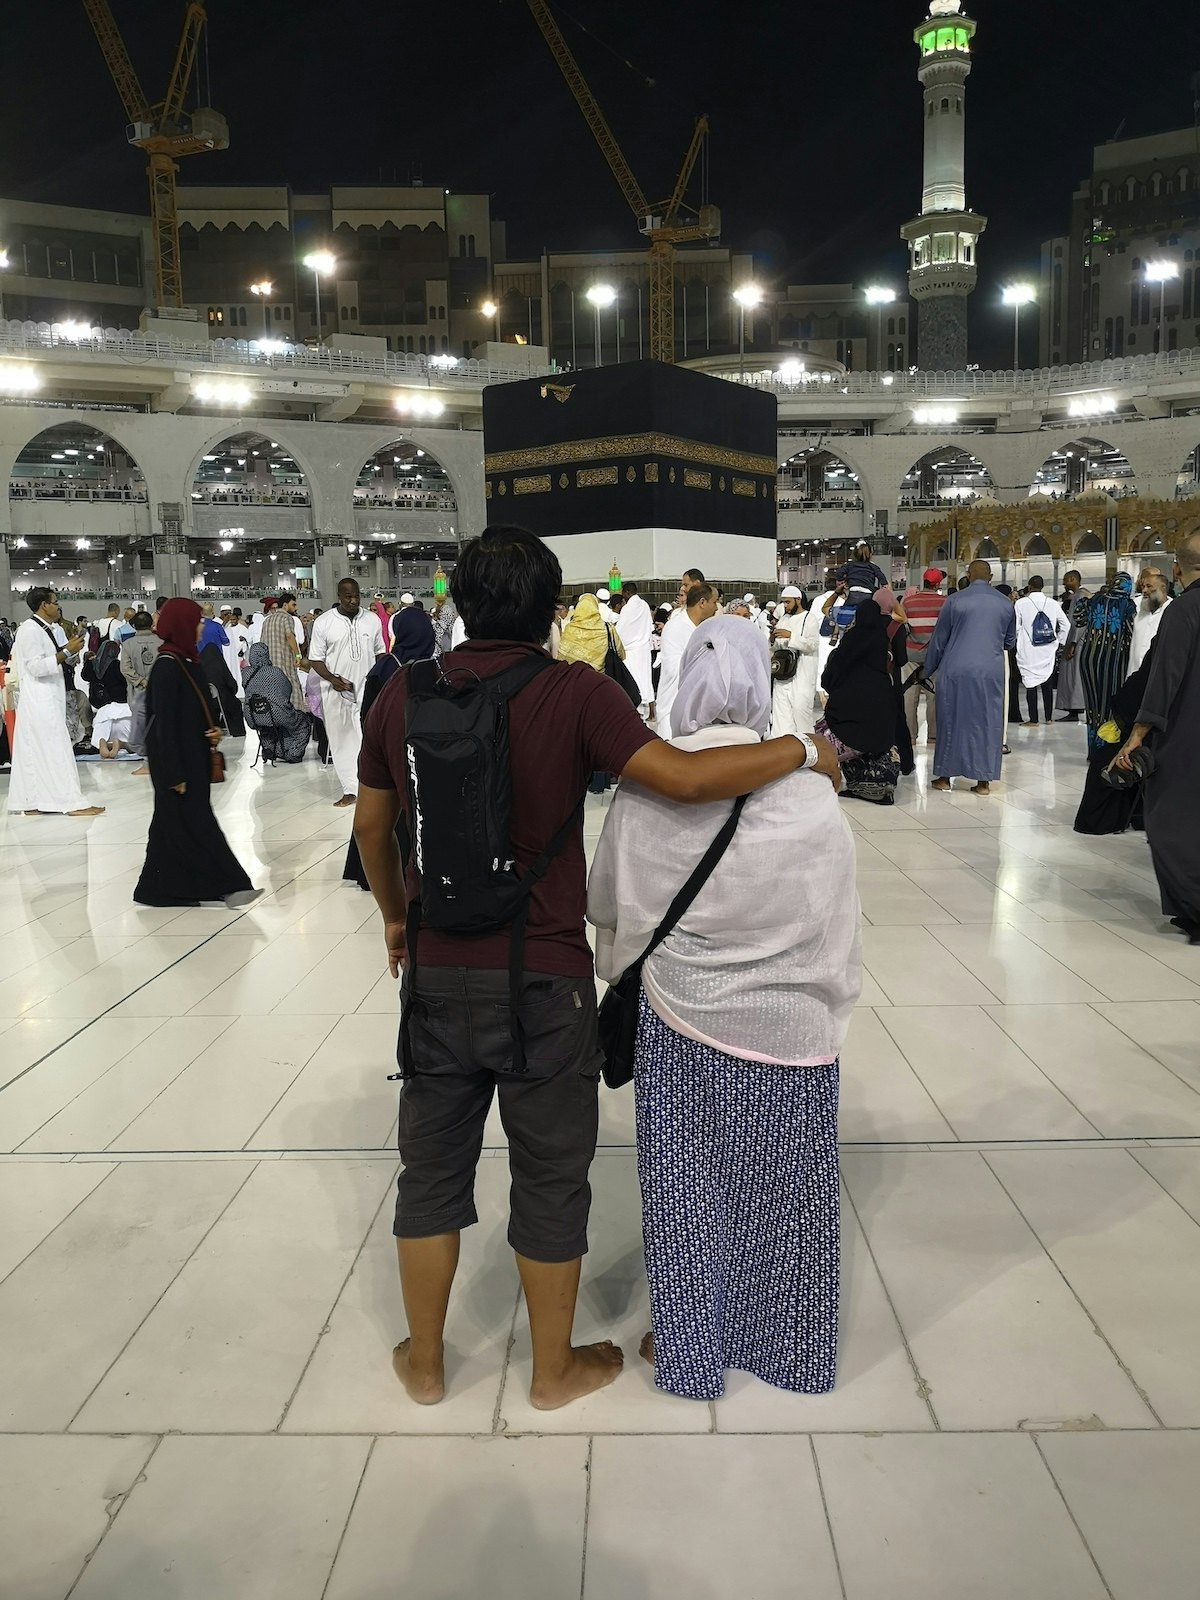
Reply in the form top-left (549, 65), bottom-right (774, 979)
top-left (357, 640), bottom-right (657, 976)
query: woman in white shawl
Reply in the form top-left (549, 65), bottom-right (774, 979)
top-left (589, 617), bottom-right (860, 1401)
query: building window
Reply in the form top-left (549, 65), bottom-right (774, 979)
top-left (1126, 177), bottom-right (1137, 200)
top-left (955, 98), bottom-right (962, 113)
top-left (283, 306), bottom-right (291, 321)
top-left (886, 316), bottom-right (895, 335)
top-left (1185, 270), bottom-right (1194, 320)
top-left (1179, 168), bottom-right (1191, 192)
top-left (940, 97), bottom-right (950, 113)
top-left (1104, 316), bottom-right (1114, 358)
top-left (1152, 171), bottom-right (1163, 195)
top-left (927, 101), bottom-right (934, 118)
top-left (458, 234), bottom-right (466, 255)
top-left (1098, 182), bottom-right (1111, 204)
top-left (1169, 327), bottom-right (1178, 350)
top-left (441, 335), bottom-right (448, 351)
top-left (1115, 314), bottom-right (1124, 353)
top-left (340, 306), bottom-right (348, 320)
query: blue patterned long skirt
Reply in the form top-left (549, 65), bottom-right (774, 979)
top-left (633, 997), bottom-right (840, 1401)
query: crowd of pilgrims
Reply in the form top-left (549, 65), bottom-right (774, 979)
top-left (0, 521), bottom-right (1197, 1412)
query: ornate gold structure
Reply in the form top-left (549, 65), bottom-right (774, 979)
top-left (908, 494), bottom-right (1199, 569)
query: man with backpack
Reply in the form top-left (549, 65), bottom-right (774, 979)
top-left (1014, 576), bottom-right (1070, 726)
top-left (353, 525), bottom-right (842, 1413)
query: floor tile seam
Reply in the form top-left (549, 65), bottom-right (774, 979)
top-left (15, 1423), bottom-right (1200, 1439)
top-left (13, 1017), bottom-right (230, 1157)
top-left (923, 919), bottom-right (1102, 1006)
top-left (237, 1014), bottom-right (345, 1150)
top-left (491, 1285), bottom-right (525, 1436)
top-left (0, 1160), bottom-right (122, 1290)
top-left (1082, 999), bottom-right (1200, 1090)
top-left (1011, 917), bottom-right (1200, 999)
top-left (1029, 1431), bottom-right (1118, 1600)
top-left (578, 1437), bottom-right (594, 1600)
top-left (318, 1434), bottom-right (377, 1600)
top-left (183, 925), bottom-right (356, 1014)
top-left (808, 1435), bottom-right (850, 1600)
top-left (868, 1009), bottom-right (995, 1144)
top-left (979, 1152), bottom-right (1167, 1428)
top-left (274, 1175), bottom-right (399, 1432)
top-left (840, 1181), bottom-right (941, 1431)
top-left (1126, 1147), bottom-right (1200, 1231)
top-left (62, 1431), bottom-right (165, 1600)
top-left (63, 1160), bottom-right (264, 1433)
top-left (0, 840), bottom-right (348, 1095)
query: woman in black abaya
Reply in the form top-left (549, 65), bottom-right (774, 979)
top-left (134, 598), bottom-right (257, 908)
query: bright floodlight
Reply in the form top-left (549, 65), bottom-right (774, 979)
top-left (733, 284), bottom-right (763, 308)
top-left (249, 280), bottom-right (273, 297)
top-left (1001, 284), bottom-right (1036, 307)
top-left (0, 249), bottom-right (9, 270)
top-left (480, 300), bottom-right (498, 318)
top-left (1145, 260), bottom-right (1179, 283)
top-left (865, 286), bottom-right (897, 305)
top-left (586, 283), bottom-right (617, 309)
top-left (303, 251), bottom-right (336, 276)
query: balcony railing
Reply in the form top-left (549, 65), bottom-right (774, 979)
top-left (9, 480), bottom-right (148, 502)
top-left (191, 487), bottom-right (312, 507)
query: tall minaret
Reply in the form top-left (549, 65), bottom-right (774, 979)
top-left (899, 0), bottom-right (987, 370)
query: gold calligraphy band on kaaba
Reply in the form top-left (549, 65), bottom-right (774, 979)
top-left (484, 431), bottom-right (776, 477)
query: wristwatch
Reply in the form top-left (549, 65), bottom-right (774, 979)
top-left (797, 733), bottom-right (820, 770)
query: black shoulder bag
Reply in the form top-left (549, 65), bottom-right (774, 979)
top-left (597, 793), bottom-right (748, 1089)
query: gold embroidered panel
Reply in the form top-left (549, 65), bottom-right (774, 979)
top-left (513, 474), bottom-right (552, 495)
top-left (733, 477), bottom-right (757, 498)
top-left (484, 431), bottom-right (776, 477)
top-left (683, 469), bottom-right (712, 490)
top-left (644, 463), bottom-right (659, 483)
top-left (576, 467), bottom-right (619, 488)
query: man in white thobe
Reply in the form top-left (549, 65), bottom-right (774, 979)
top-left (8, 589), bottom-right (104, 816)
top-left (1129, 570), bottom-right (1171, 676)
top-left (218, 605), bottom-right (248, 696)
top-left (1014, 577), bottom-right (1070, 725)
top-left (306, 577), bottom-right (385, 805)
top-left (655, 583), bottom-right (720, 739)
top-left (769, 586), bottom-right (820, 738)
top-left (615, 582), bottom-right (654, 710)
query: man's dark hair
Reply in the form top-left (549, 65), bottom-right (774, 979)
top-left (277, 590), bottom-right (297, 605)
top-left (337, 577), bottom-right (359, 593)
top-left (155, 595), bottom-right (167, 609)
top-left (686, 582), bottom-right (717, 609)
top-left (1028, 575), bottom-right (1044, 590)
top-left (133, 610), bottom-right (153, 630)
top-left (623, 581), bottom-right (638, 596)
top-left (106, 603), bottom-right (120, 615)
top-left (610, 594), bottom-right (625, 613)
top-left (1063, 569), bottom-right (1081, 582)
top-left (232, 607), bottom-right (243, 619)
top-left (451, 524), bottom-right (561, 643)
top-left (682, 567), bottom-right (705, 584)
top-left (26, 586), bottom-right (54, 613)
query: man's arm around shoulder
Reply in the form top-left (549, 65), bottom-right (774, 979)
top-left (622, 731), bottom-right (841, 803)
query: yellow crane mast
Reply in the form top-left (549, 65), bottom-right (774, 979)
top-left (525, 0), bottom-right (720, 363)
top-left (80, 0), bottom-right (228, 308)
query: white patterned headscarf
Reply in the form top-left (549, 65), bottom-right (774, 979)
top-left (672, 615), bottom-right (771, 739)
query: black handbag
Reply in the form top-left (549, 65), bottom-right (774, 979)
top-left (603, 625), bottom-right (642, 706)
top-left (771, 647), bottom-right (798, 682)
top-left (597, 794), bottom-right (748, 1088)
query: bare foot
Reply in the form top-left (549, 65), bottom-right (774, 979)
top-left (530, 1341), bottom-right (624, 1410)
top-left (131, 766), bottom-right (148, 776)
top-left (392, 1339), bottom-right (445, 1405)
top-left (639, 1331), bottom-right (654, 1368)
top-left (67, 806), bottom-right (105, 816)
top-left (334, 794), bottom-right (357, 808)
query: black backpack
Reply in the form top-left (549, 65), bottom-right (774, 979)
top-left (395, 653), bottom-right (584, 1077)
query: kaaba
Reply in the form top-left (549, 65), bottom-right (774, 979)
top-left (482, 361), bottom-right (778, 585)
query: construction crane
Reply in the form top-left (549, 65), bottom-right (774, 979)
top-left (81, 0), bottom-right (228, 308)
top-left (525, 0), bottom-right (720, 363)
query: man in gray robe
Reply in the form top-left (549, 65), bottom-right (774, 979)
top-left (1113, 532), bottom-right (1200, 941)
top-left (924, 560), bottom-right (1016, 796)
top-left (1055, 569), bottom-right (1088, 721)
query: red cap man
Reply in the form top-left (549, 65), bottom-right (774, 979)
top-left (922, 568), bottom-right (945, 587)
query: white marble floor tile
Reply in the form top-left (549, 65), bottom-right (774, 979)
top-left (713, 1195), bottom-right (933, 1432)
top-left (904, 865), bottom-right (1031, 925)
top-left (20, 935), bottom-right (210, 1019)
top-left (837, 1008), bottom-right (954, 1143)
top-left (0, 1159), bottom-right (254, 1429)
top-left (70, 1435), bottom-right (369, 1600)
top-left (854, 871), bottom-right (960, 925)
top-left (859, 926), bottom-right (1002, 1007)
top-left (877, 1005), bottom-right (1099, 1140)
top-left (271, 931), bottom-right (388, 1014)
top-left (1013, 919), bottom-right (1200, 1002)
top-left (586, 1435), bottom-right (842, 1600)
top-left (499, 1155), bottom-right (712, 1435)
top-left (74, 1159), bottom-right (390, 1433)
top-left (246, 1012), bottom-right (397, 1151)
top-left (0, 1016), bottom-right (82, 1091)
top-left (816, 1433), bottom-right (1108, 1600)
top-left (987, 1149), bottom-right (1200, 1425)
top-left (0, 1160), bottom-right (115, 1280)
top-left (0, 1433), bottom-right (157, 1600)
top-left (185, 932), bottom-right (345, 1014)
top-left (985, 1004), bottom-right (1200, 1137)
top-left (1092, 1000), bottom-right (1200, 1084)
top-left (324, 1437), bottom-right (588, 1600)
top-left (842, 1152), bottom-right (1155, 1430)
top-left (1037, 1431), bottom-right (1200, 1600)
top-left (1100, 917), bottom-right (1200, 980)
top-left (104, 935), bottom-right (260, 1017)
top-left (0, 1016), bottom-right (166, 1151)
top-left (1132, 1147), bottom-right (1200, 1224)
top-left (283, 1159), bottom-right (517, 1435)
top-left (925, 922), bottom-right (1106, 1005)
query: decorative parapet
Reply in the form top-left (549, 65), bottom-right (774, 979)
top-left (907, 495), bottom-right (1197, 565)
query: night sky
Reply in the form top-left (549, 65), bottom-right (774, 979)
top-left (5, 0), bottom-right (1200, 366)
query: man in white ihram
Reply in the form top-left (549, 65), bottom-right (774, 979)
top-left (8, 587), bottom-right (104, 816)
top-left (306, 577), bottom-right (385, 807)
top-left (615, 581), bottom-right (654, 713)
top-left (656, 582), bottom-right (720, 739)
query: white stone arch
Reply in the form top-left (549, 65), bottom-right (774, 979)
top-left (3, 407), bottom-right (159, 502)
top-left (182, 419), bottom-right (325, 525)
top-left (318, 424), bottom-right (484, 545)
top-left (350, 433), bottom-right (460, 531)
top-left (1028, 434), bottom-right (1136, 498)
top-left (778, 442), bottom-right (864, 505)
top-left (895, 441), bottom-right (997, 509)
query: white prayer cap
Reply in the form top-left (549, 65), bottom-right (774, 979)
top-left (218, 603), bottom-right (232, 612)
top-left (400, 592), bottom-right (415, 605)
top-left (595, 588), bottom-right (610, 601)
top-left (781, 584), bottom-right (802, 598)
top-left (743, 592), bottom-right (756, 602)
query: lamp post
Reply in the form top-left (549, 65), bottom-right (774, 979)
top-left (302, 252), bottom-right (336, 345)
top-left (479, 298), bottom-right (500, 345)
top-left (864, 286), bottom-right (897, 371)
top-left (1001, 284), bottom-right (1036, 371)
top-left (1145, 260), bottom-right (1179, 355)
top-left (586, 283), bottom-right (616, 367)
top-left (249, 280), bottom-right (273, 337)
top-left (733, 284), bottom-right (762, 379)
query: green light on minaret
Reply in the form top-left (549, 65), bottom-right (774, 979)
top-left (918, 22), bottom-right (971, 54)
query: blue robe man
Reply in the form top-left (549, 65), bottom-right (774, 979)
top-left (925, 565), bottom-right (1016, 790)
